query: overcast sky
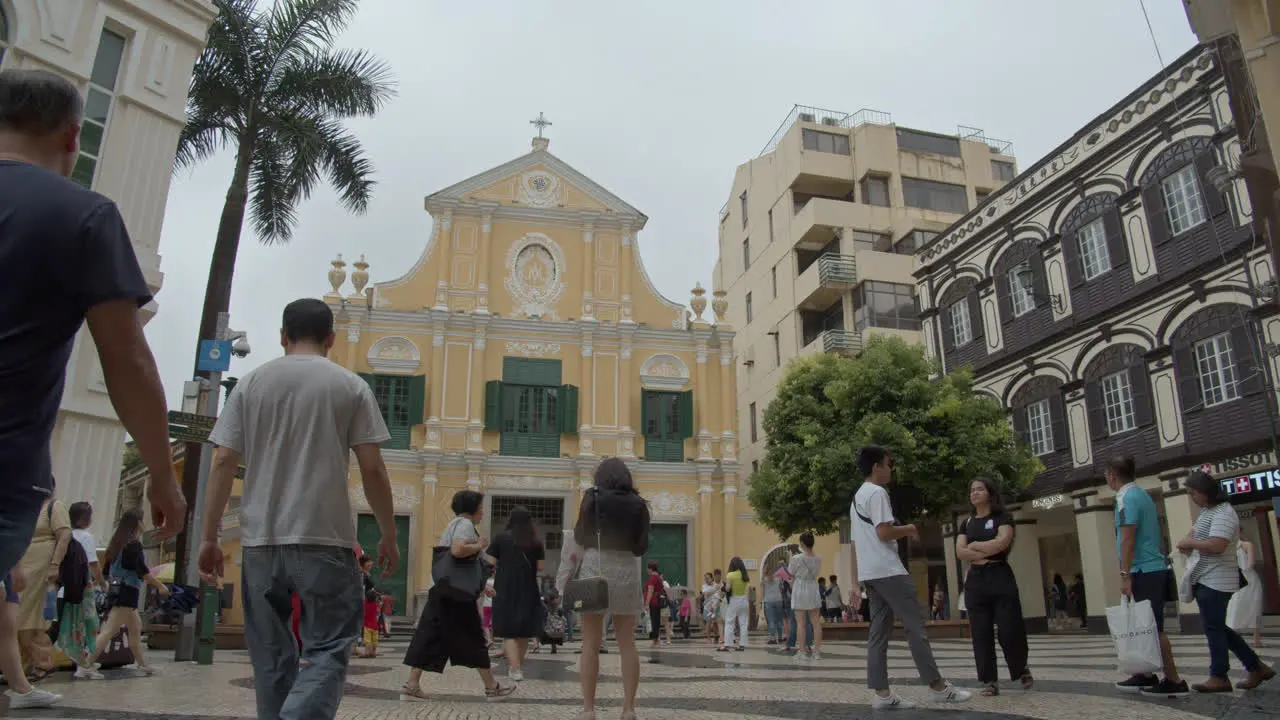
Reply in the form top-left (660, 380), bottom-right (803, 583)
top-left (146, 0), bottom-right (1198, 406)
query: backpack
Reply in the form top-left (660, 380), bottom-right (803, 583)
top-left (58, 538), bottom-right (90, 604)
top-left (657, 581), bottom-right (669, 607)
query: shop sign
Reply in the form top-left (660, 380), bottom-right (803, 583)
top-left (1031, 494), bottom-right (1066, 511)
top-left (1219, 466), bottom-right (1280, 505)
top-left (1200, 450), bottom-right (1276, 477)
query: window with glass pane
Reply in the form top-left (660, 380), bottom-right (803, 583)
top-left (976, 190), bottom-right (991, 205)
top-left (500, 384), bottom-right (560, 457)
top-left (802, 129), bottom-right (851, 155)
top-left (643, 391), bottom-right (683, 462)
top-left (745, 292), bottom-right (753, 323)
top-left (773, 332), bottom-right (781, 367)
top-left (740, 191), bottom-right (748, 228)
top-left (991, 160), bottom-right (1016, 182)
top-left (742, 237), bottom-right (750, 270)
top-left (72, 29), bottom-right (128, 188)
top-left (1100, 370), bottom-right (1136, 434)
top-left (371, 375), bottom-right (412, 449)
top-left (853, 281), bottom-right (919, 331)
top-left (1008, 263), bottom-right (1036, 317)
top-left (771, 265), bottom-right (777, 297)
top-left (1161, 164), bottom-right (1207, 235)
top-left (850, 230), bottom-right (891, 252)
top-left (897, 129), bottom-right (962, 157)
top-left (1025, 399), bottom-right (1053, 456)
top-left (902, 177), bottom-right (968, 214)
top-left (1195, 333), bottom-right (1239, 407)
top-left (749, 402), bottom-right (758, 442)
top-left (950, 300), bottom-right (972, 347)
top-left (1078, 218), bottom-right (1111, 281)
top-left (894, 230), bottom-right (937, 256)
top-left (860, 176), bottom-right (890, 207)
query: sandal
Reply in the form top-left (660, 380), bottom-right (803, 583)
top-left (26, 668), bottom-right (54, 683)
top-left (1020, 673), bottom-right (1034, 691)
top-left (716, 646), bottom-right (730, 652)
top-left (981, 683), bottom-right (999, 697)
top-left (400, 683), bottom-right (429, 701)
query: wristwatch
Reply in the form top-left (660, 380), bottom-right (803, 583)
top-left (1119, 570), bottom-right (1130, 577)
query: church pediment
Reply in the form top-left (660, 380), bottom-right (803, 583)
top-left (426, 149), bottom-right (646, 222)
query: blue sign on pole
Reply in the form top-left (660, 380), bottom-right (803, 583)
top-left (198, 340), bottom-right (233, 373)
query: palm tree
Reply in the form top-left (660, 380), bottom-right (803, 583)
top-left (172, 0), bottom-right (394, 576)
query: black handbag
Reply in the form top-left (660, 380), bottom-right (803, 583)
top-left (431, 518), bottom-right (486, 601)
top-left (563, 489), bottom-right (609, 613)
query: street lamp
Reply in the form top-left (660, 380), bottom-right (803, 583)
top-left (1015, 266), bottom-right (1065, 312)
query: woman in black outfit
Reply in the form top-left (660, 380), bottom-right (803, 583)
top-left (83, 509), bottom-right (168, 675)
top-left (955, 477), bottom-right (1031, 696)
top-left (400, 490), bottom-right (516, 702)
top-left (490, 505), bottom-right (544, 682)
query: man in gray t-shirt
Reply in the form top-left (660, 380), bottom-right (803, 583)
top-left (197, 299), bottom-right (399, 720)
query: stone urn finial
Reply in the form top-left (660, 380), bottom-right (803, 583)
top-left (327, 254), bottom-right (347, 294)
top-left (711, 289), bottom-right (728, 323)
top-left (350, 254), bottom-right (370, 295)
top-left (690, 282), bottom-right (707, 320)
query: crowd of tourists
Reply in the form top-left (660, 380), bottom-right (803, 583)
top-left (1, 67), bottom-right (1276, 719)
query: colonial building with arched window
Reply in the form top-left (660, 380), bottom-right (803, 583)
top-left (915, 44), bottom-right (1279, 635)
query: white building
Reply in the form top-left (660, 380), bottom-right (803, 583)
top-left (0, 0), bottom-right (216, 521)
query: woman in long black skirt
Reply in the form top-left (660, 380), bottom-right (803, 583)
top-left (400, 490), bottom-right (516, 702)
top-left (490, 505), bottom-right (544, 682)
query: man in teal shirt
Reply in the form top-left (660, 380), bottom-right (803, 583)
top-left (1108, 456), bottom-right (1187, 698)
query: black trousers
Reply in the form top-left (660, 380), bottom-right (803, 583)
top-left (964, 563), bottom-right (1029, 684)
top-left (649, 606), bottom-right (663, 640)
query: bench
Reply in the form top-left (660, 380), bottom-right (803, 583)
top-left (822, 619), bottom-right (970, 642)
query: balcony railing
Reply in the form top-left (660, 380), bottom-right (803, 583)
top-left (822, 329), bottom-right (862, 354)
top-left (817, 254), bottom-right (857, 287)
top-left (957, 124), bottom-right (1014, 156)
top-left (760, 104), bottom-right (894, 156)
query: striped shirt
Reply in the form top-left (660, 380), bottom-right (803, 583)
top-left (1189, 503), bottom-right (1239, 593)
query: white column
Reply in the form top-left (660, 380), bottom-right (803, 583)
top-left (1074, 502), bottom-right (1120, 632)
top-left (1010, 519), bottom-right (1047, 632)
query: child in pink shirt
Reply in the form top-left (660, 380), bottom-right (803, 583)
top-left (678, 591), bottom-right (693, 639)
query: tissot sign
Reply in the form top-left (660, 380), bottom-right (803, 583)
top-left (1199, 451), bottom-right (1280, 504)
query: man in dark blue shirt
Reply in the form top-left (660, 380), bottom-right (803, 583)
top-left (0, 69), bottom-right (185, 583)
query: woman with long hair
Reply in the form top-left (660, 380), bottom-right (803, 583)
top-left (1050, 573), bottom-right (1069, 625)
top-left (57, 502), bottom-right (103, 678)
top-left (556, 457), bottom-right (650, 720)
top-left (82, 509), bottom-right (168, 676)
top-left (400, 490), bottom-right (516, 702)
top-left (719, 556), bottom-right (751, 652)
top-left (786, 532), bottom-right (823, 661)
top-left (1177, 471), bottom-right (1274, 692)
top-left (956, 477), bottom-right (1031, 696)
top-left (490, 505), bottom-right (545, 682)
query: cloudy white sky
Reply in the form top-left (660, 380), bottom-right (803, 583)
top-left (146, 0), bottom-right (1198, 405)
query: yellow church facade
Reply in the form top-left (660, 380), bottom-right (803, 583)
top-left (309, 135), bottom-right (805, 616)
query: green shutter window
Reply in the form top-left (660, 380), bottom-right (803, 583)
top-left (677, 390), bottom-right (694, 438)
top-left (640, 390), bottom-right (653, 437)
top-left (558, 385), bottom-right (579, 434)
top-left (484, 380), bottom-right (504, 431)
top-left (368, 374), bottom-right (411, 450)
top-left (407, 375), bottom-right (427, 425)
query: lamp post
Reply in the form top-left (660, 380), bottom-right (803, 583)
top-left (1015, 267), bottom-right (1065, 312)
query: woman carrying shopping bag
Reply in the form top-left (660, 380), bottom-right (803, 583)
top-left (1176, 471), bottom-right (1274, 693)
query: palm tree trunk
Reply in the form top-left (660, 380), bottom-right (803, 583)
top-left (173, 138), bottom-right (255, 587)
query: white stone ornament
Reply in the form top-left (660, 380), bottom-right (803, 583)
top-left (517, 171), bottom-right (562, 208)
top-left (505, 233), bottom-right (567, 319)
top-left (639, 353), bottom-right (691, 390)
top-left (649, 491), bottom-right (697, 519)
top-left (505, 341), bottom-right (562, 358)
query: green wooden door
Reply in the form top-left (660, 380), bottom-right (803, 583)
top-left (499, 384), bottom-right (560, 457)
top-left (356, 514), bottom-right (411, 615)
top-left (643, 524), bottom-right (687, 587)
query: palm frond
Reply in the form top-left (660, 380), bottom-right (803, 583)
top-left (314, 119), bottom-right (375, 214)
top-left (175, 108), bottom-right (236, 169)
top-left (268, 48), bottom-right (396, 118)
top-left (247, 133), bottom-right (299, 244)
top-left (264, 0), bottom-right (359, 72)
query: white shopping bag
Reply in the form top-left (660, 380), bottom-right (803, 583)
top-left (1106, 596), bottom-right (1163, 676)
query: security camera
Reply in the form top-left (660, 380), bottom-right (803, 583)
top-left (231, 337), bottom-right (251, 358)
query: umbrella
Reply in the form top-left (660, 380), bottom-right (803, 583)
top-left (151, 562), bottom-right (175, 583)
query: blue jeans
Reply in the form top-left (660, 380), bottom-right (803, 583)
top-left (0, 490), bottom-right (45, 579)
top-left (1195, 583), bottom-right (1262, 679)
top-left (764, 601), bottom-right (786, 640)
top-left (242, 545), bottom-right (363, 720)
top-left (786, 611), bottom-right (814, 650)
top-left (560, 609), bottom-right (574, 642)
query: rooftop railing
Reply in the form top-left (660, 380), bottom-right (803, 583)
top-left (759, 104), bottom-right (894, 156)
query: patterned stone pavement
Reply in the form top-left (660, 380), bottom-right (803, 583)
top-left (2, 632), bottom-right (1276, 719)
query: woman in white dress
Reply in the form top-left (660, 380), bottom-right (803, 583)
top-left (786, 532), bottom-right (823, 662)
top-left (1227, 539), bottom-right (1264, 647)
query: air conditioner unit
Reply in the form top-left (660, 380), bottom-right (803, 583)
top-left (821, 117), bottom-right (840, 126)
top-left (798, 112), bottom-right (815, 123)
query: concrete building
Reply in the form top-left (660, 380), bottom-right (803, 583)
top-left (0, 0), bottom-right (217, 522)
top-left (916, 44), bottom-right (1280, 633)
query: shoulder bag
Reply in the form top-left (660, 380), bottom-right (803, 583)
top-left (431, 518), bottom-right (486, 602)
top-left (563, 489), bottom-right (609, 613)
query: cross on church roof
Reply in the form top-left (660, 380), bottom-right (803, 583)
top-left (530, 112), bottom-right (552, 139)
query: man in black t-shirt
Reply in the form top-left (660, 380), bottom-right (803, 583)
top-left (0, 70), bottom-right (185, 582)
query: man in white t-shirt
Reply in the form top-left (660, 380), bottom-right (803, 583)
top-left (850, 445), bottom-right (970, 709)
top-left (197, 299), bottom-right (399, 720)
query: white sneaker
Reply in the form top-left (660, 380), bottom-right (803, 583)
top-left (509, 669), bottom-right (524, 682)
top-left (810, 651), bottom-right (823, 662)
top-left (134, 664), bottom-right (160, 676)
top-left (74, 665), bottom-right (105, 680)
top-left (929, 683), bottom-right (972, 703)
top-left (792, 651), bottom-right (808, 664)
top-left (871, 692), bottom-right (915, 710)
top-left (7, 688), bottom-right (63, 709)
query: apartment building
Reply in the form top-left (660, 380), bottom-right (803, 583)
top-left (712, 106), bottom-right (1018, 477)
top-left (916, 44), bottom-right (1279, 633)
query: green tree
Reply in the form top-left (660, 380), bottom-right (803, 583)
top-left (172, 0), bottom-right (395, 575)
top-left (747, 336), bottom-right (1040, 539)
